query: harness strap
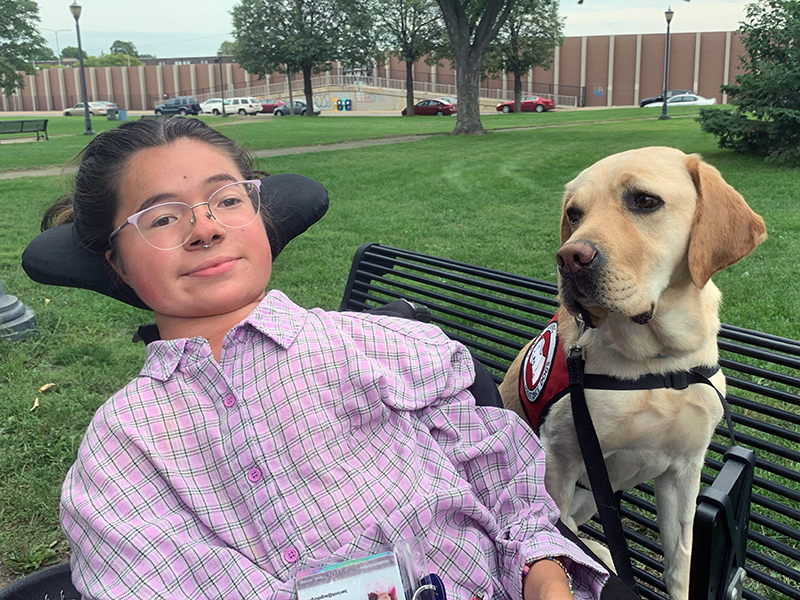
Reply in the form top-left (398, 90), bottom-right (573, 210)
top-left (567, 352), bottom-right (641, 595)
top-left (582, 365), bottom-right (720, 391)
top-left (581, 366), bottom-right (737, 447)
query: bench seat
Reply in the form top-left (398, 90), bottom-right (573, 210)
top-left (340, 242), bottom-right (800, 600)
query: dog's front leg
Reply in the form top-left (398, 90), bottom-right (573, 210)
top-left (654, 460), bottom-right (702, 600)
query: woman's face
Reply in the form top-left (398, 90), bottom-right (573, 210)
top-left (107, 138), bottom-right (272, 326)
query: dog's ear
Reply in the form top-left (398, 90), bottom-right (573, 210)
top-left (686, 154), bottom-right (767, 288)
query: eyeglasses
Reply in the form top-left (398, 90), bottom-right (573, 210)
top-left (108, 179), bottom-right (262, 250)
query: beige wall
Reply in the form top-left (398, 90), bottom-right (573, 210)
top-left (1, 31), bottom-right (743, 112)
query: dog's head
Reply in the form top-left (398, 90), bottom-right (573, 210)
top-left (557, 147), bottom-right (766, 328)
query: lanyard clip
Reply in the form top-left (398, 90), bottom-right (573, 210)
top-left (568, 316), bottom-right (586, 359)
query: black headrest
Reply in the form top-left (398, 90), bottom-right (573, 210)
top-left (22, 173), bottom-right (329, 310)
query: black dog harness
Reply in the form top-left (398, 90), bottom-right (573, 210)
top-left (517, 314), bottom-right (733, 594)
top-left (518, 315), bottom-right (724, 433)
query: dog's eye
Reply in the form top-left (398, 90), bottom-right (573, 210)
top-left (633, 193), bottom-right (663, 211)
top-left (566, 207), bottom-right (582, 225)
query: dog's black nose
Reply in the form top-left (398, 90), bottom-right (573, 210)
top-left (557, 240), bottom-right (597, 277)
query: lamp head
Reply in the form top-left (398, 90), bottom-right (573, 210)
top-left (665, 7), bottom-right (674, 23)
top-left (70, 1), bottom-right (81, 19)
top-left (217, 50), bottom-right (222, 57)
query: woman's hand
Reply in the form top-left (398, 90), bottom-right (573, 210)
top-left (523, 558), bottom-right (574, 600)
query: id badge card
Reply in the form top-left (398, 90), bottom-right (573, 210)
top-left (295, 551), bottom-right (406, 600)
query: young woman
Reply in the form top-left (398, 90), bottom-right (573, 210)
top-left (50, 118), bottom-right (610, 600)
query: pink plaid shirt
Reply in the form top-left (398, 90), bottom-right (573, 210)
top-left (61, 290), bottom-right (608, 600)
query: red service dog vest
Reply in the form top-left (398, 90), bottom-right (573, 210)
top-left (518, 316), bottom-right (569, 433)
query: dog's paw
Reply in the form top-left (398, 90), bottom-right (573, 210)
top-left (581, 538), bottom-right (616, 573)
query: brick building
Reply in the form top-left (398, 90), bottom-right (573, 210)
top-left (2, 31), bottom-right (744, 113)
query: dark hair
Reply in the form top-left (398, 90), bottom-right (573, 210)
top-left (42, 118), bottom-right (265, 256)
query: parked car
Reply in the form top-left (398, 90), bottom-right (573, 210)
top-left (200, 98), bottom-right (225, 115)
top-left (273, 100), bottom-right (321, 116)
top-left (260, 98), bottom-right (286, 113)
top-left (99, 101), bottom-right (119, 110)
top-left (63, 101), bottom-right (110, 116)
top-left (154, 96), bottom-right (201, 116)
top-left (638, 89), bottom-right (693, 107)
top-left (401, 99), bottom-right (457, 116)
top-left (224, 97), bottom-right (262, 115)
top-left (435, 97), bottom-right (458, 107)
top-left (642, 93), bottom-right (716, 107)
top-left (496, 95), bottom-right (555, 113)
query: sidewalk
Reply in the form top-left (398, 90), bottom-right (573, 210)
top-left (0, 134), bottom-right (437, 180)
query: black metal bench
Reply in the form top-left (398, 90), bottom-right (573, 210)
top-left (340, 242), bottom-right (800, 600)
top-left (0, 119), bottom-right (49, 141)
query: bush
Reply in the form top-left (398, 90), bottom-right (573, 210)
top-left (698, 0), bottom-right (800, 165)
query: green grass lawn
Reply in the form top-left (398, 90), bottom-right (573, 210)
top-left (0, 109), bottom-right (797, 582)
top-left (0, 106), bottom-right (707, 173)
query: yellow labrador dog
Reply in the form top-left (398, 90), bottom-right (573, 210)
top-left (499, 147), bottom-right (766, 600)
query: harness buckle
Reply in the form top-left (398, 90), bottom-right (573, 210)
top-left (667, 371), bottom-right (690, 390)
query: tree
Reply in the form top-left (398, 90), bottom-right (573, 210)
top-left (483, 0), bottom-right (563, 113)
top-left (373, 0), bottom-right (445, 116)
top-left (232, 0), bottom-right (373, 116)
top-left (61, 45), bottom-right (82, 59)
top-left (436, 0), bottom-right (518, 134)
top-left (0, 0), bottom-right (48, 96)
top-left (110, 40), bottom-right (138, 57)
top-left (218, 40), bottom-right (239, 56)
top-left (698, 0), bottom-right (800, 165)
top-left (85, 53), bottom-right (145, 67)
top-left (31, 44), bottom-right (58, 62)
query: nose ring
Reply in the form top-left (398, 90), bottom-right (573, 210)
top-left (203, 242), bottom-right (214, 249)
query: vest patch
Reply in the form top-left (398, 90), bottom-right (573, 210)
top-left (522, 320), bottom-right (558, 402)
top-left (518, 316), bottom-right (570, 432)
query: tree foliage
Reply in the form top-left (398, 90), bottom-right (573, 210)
top-left (373, 0), bottom-right (445, 115)
top-left (436, 0), bottom-right (518, 134)
top-left (85, 53), bottom-right (145, 67)
top-left (698, 0), bottom-right (800, 165)
top-left (61, 45), bottom-right (82, 59)
top-left (0, 0), bottom-right (48, 96)
top-left (110, 40), bottom-right (139, 57)
top-left (31, 44), bottom-right (57, 62)
top-left (484, 0), bottom-right (563, 113)
top-left (231, 0), bottom-right (374, 115)
top-left (218, 40), bottom-right (239, 56)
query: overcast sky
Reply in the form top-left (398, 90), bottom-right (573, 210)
top-left (39, 0), bottom-right (753, 60)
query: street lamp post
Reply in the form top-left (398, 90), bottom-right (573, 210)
top-left (658, 7), bottom-right (675, 120)
top-left (217, 51), bottom-right (227, 117)
top-left (69, 1), bottom-right (94, 135)
top-left (42, 28), bottom-right (69, 68)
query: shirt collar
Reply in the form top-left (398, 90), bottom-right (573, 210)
top-left (138, 290), bottom-right (306, 381)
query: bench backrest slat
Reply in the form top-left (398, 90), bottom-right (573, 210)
top-left (340, 242), bottom-right (800, 600)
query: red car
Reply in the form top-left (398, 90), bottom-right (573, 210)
top-left (260, 98), bottom-right (286, 113)
top-left (496, 95), bottom-right (555, 113)
top-left (401, 99), bottom-right (457, 116)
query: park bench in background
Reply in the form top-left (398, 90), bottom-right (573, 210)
top-left (340, 242), bottom-right (800, 600)
top-left (0, 119), bottom-right (49, 141)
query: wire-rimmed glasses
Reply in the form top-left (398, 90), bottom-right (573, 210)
top-left (108, 179), bottom-right (262, 250)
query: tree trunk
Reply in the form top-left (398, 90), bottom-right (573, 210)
top-left (437, 0), bottom-right (516, 135)
top-left (453, 50), bottom-right (485, 134)
top-left (287, 65), bottom-right (295, 115)
top-left (514, 68), bottom-right (522, 113)
top-left (405, 60), bottom-right (415, 116)
top-left (302, 63), bottom-right (315, 116)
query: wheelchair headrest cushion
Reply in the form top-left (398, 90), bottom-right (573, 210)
top-left (22, 173), bottom-right (329, 310)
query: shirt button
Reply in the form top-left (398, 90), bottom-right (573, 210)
top-left (247, 467), bottom-right (262, 483)
top-left (223, 394), bottom-right (236, 408)
top-left (283, 547), bottom-right (299, 563)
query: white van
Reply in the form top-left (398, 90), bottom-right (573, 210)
top-left (223, 97), bottom-right (262, 115)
